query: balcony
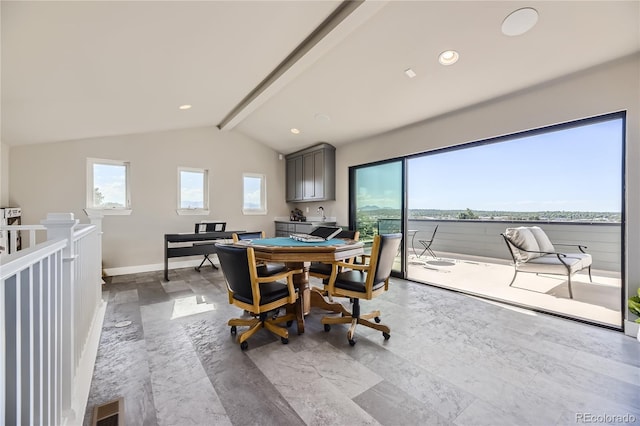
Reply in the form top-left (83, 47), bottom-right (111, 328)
top-left (378, 219), bottom-right (623, 328)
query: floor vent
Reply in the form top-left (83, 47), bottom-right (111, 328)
top-left (92, 398), bottom-right (124, 426)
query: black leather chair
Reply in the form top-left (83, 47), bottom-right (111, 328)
top-left (232, 231), bottom-right (287, 277)
top-left (216, 243), bottom-right (300, 350)
top-left (321, 233), bottom-right (402, 346)
top-left (309, 229), bottom-right (359, 297)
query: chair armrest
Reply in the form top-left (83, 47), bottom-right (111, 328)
top-left (554, 243), bottom-right (588, 253)
top-left (332, 261), bottom-right (369, 271)
top-left (257, 268), bottom-right (303, 304)
top-left (256, 268), bottom-right (303, 283)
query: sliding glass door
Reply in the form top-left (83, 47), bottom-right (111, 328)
top-left (349, 112), bottom-right (624, 328)
top-left (350, 160), bottom-right (403, 275)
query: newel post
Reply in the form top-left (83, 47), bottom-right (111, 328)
top-left (84, 208), bottom-right (105, 284)
top-left (41, 213), bottom-right (79, 413)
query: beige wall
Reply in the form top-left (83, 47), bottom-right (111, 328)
top-left (0, 142), bottom-right (9, 206)
top-left (9, 126), bottom-right (289, 270)
top-left (334, 54), bottom-right (640, 323)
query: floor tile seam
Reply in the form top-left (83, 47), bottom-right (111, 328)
top-left (451, 396), bottom-right (545, 426)
top-left (340, 341), bottom-right (477, 421)
top-left (350, 379), bottom-right (454, 425)
top-left (142, 316), bottom-right (232, 421)
top-left (421, 354), bottom-right (568, 420)
top-left (528, 374), bottom-right (640, 416)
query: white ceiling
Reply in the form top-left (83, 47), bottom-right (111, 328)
top-left (2, 1), bottom-right (639, 154)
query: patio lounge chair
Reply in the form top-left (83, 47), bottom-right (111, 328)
top-left (501, 226), bottom-right (592, 299)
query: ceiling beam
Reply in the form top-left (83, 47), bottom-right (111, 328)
top-left (217, 0), bottom-right (387, 131)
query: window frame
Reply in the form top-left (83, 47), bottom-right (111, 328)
top-left (242, 172), bottom-right (267, 215)
top-left (177, 166), bottom-right (210, 216)
top-left (86, 157), bottom-right (132, 215)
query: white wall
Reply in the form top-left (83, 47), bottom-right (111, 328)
top-left (9, 126), bottom-right (289, 270)
top-left (334, 54), bottom-right (640, 324)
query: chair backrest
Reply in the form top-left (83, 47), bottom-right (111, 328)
top-left (232, 231), bottom-right (265, 242)
top-left (370, 233), bottom-right (402, 285)
top-left (427, 225), bottom-right (438, 242)
top-left (195, 221), bottom-right (226, 233)
top-left (502, 226), bottom-right (554, 263)
top-left (215, 244), bottom-right (255, 302)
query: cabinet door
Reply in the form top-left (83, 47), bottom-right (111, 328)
top-left (286, 156), bottom-right (303, 201)
top-left (303, 150), bottom-right (324, 200)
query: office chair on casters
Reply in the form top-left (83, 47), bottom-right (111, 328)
top-left (308, 229), bottom-right (360, 315)
top-left (308, 229), bottom-right (360, 282)
top-left (232, 231), bottom-right (287, 277)
top-left (321, 233), bottom-right (402, 346)
top-left (216, 243), bottom-right (301, 351)
top-left (415, 225), bottom-right (438, 259)
top-left (194, 221), bottom-right (227, 272)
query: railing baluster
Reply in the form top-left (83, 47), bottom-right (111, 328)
top-left (0, 212), bottom-right (104, 426)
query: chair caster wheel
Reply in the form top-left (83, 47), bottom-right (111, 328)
top-left (230, 326), bottom-right (237, 335)
top-left (286, 320), bottom-right (293, 327)
top-left (281, 337), bottom-right (289, 344)
top-left (240, 341), bottom-right (248, 350)
top-left (324, 324), bottom-right (331, 332)
top-left (374, 316), bottom-right (381, 323)
top-left (348, 339), bottom-right (356, 346)
top-left (383, 332), bottom-right (390, 340)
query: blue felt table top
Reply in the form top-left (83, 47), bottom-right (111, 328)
top-left (249, 237), bottom-right (346, 247)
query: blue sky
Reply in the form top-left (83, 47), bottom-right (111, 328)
top-left (358, 117), bottom-right (623, 212)
top-left (94, 164), bottom-right (126, 205)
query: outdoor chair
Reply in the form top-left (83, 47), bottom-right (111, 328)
top-left (414, 225), bottom-right (438, 258)
top-left (501, 226), bottom-right (592, 299)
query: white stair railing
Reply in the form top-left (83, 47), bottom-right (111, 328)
top-left (0, 212), bottom-right (105, 426)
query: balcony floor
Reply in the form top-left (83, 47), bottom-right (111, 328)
top-left (405, 252), bottom-right (622, 328)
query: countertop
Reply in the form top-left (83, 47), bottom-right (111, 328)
top-left (274, 216), bottom-right (336, 224)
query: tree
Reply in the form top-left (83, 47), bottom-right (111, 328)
top-left (94, 187), bottom-right (105, 206)
top-left (457, 208), bottom-right (478, 220)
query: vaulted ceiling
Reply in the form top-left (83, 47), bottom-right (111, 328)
top-left (2, 1), bottom-right (639, 154)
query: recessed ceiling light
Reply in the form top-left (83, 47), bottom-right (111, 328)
top-left (438, 50), bottom-right (459, 66)
top-left (404, 68), bottom-right (417, 78)
top-left (290, 128), bottom-right (300, 134)
top-left (178, 104), bottom-right (192, 110)
top-left (501, 7), bottom-right (539, 36)
top-left (314, 113), bottom-right (331, 122)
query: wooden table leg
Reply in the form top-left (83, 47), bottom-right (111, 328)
top-left (287, 261), bottom-right (309, 334)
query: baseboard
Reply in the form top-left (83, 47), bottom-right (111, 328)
top-left (103, 258), bottom-right (209, 277)
top-left (62, 298), bottom-right (108, 426)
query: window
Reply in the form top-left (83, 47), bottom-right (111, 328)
top-left (178, 167), bottom-right (209, 215)
top-left (242, 173), bottom-right (267, 215)
top-left (86, 158), bottom-right (131, 215)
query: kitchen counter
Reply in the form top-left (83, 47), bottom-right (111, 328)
top-left (274, 217), bottom-right (337, 237)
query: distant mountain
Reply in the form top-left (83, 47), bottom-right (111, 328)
top-left (358, 205), bottom-right (381, 211)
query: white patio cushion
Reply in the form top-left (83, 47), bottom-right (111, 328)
top-left (529, 226), bottom-right (555, 253)
top-left (517, 253), bottom-right (592, 275)
top-left (505, 227), bottom-right (541, 262)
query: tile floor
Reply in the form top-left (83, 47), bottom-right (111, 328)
top-left (83, 265), bottom-right (640, 426)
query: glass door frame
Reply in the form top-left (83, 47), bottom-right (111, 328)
top-left (348, 158), bottom-right (408, 278)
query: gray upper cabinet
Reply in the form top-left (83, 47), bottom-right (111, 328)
top-left (286, 155), bottom-right (303, 201)
top-left (286, 143), bottom-right (335, 202)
